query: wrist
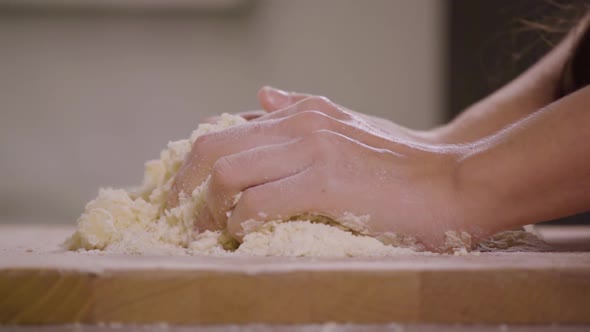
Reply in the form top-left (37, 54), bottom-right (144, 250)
top-left (412, 122), bottom-right (466, 145)
top-left (411, 128), bottom-right (446, 144)
top-left (453, 139), bottom-right (525, 241)
top-left (390, 143), bottom-right (487, 249)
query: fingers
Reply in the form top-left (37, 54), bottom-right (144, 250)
top-left (167, 122), bottom-right (294, 208)
top-left (168, 110), bottom-right (333, 208)
top-left (225, 130), bottom-right (369, 240)
top-left (257, 87), bottom-right (361, 124)
top-left (227, 167), bottom-right (338, 241)
top-left (258, 86), bottom-right (310, 112)
top-left (254, 96), bottom-right (354, 123)
top-left (168, 110), bottom-right (340, 208)
top-left (201, 139), bottom-right (314, 231)
top-left (168, 105), bottom-right (344, 208)
top-left (168, 109), bottom-right (397, 208)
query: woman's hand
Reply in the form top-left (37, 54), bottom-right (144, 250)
top-left (168, 88), bottom-right (468, 250)
top-left (203, 86), bottom-right (436, 143)
top-left (257, 86), bottom-right (439, 144)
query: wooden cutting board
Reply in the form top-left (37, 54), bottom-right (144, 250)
top-left (1, 225), bottom-right (589, 325)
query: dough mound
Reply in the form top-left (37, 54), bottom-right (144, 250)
top-left (65, 114), bottom-right (547, 256)
top-left (66, 114), bottom-right (248, 255)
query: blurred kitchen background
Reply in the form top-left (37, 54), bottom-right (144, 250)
top-left (0, 0), bottom-right (583, 224)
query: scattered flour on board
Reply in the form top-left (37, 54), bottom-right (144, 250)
top-left (65, 114), bottom-right (548, 257)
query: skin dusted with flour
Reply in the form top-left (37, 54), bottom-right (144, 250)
top-left (168, 96), bottom-right (466, 251)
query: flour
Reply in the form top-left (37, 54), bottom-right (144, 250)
top-left (235, 221), bottom-right (415, 257)
top-left (65, 113), bottom-right (548, 256)
top-left (335, 212), bottom-right (371, 235)
top-left (65, 114), bottom-right (247, 255)
top-left (442, 230), bottom-right (473, 255)
top-left (476, 229), bottom-right (552, 252)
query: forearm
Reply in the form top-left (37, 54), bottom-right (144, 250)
top-left (457, 87), bottom-right (590, 239)
top-left (428, 76), bottom-right (556, 144)
top-left (425, 18), bottom-right (586, 144)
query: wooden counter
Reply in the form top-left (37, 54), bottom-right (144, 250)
top-left (1, 225), bottom-right (589, 325)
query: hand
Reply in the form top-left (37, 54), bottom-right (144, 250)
top-left (168, 88), bottom-right (466, 250)
top-left (257, 86), bottom-right (439, 144)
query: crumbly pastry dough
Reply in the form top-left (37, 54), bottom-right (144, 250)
top-left (65, 114), bottom-right (548, 256)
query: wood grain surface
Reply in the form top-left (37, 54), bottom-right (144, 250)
top-left (1, 225), bottom-right (589, 325)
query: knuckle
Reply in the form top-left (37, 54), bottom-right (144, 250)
top-left (290, 110), bottom-right (335, 131)
top-left (306, 95), bottom-right (332, 107)
top-left (232, 188), bottom-right (260, 220)
top-left (303, 96), bottom-right (336, 114)
top-left (238, 188), bottom-right (258, 210)
top-left (209, 156), bottom-right (235, 192)
top-left (192, 133), bottom-right (213, 154)
top-left (333, 107), bottom-right (353, 121)
top-left (295, 96), bottom-right (334, 113)
top-left (297, 97), bottom-right (353, 122)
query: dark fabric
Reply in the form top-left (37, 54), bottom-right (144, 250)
top-left (558, 16), bottom-right (590, 98)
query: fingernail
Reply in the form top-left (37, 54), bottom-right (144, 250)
top-left (265, 87), bottom-right (290, 109)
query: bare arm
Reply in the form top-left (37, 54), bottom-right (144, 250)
top-left (457, 86), bottom-right (590, 240)
top-left (170, 86), bottom-right (590, 249)
top-left (258, 24), bottom-right (581, 146)
top-left (427, 15), bottom-right (590, 144)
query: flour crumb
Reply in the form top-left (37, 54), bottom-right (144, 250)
top-left (235, 221), bottom-right (415, 257)
top-left (476, 229), bottom-right (552, 252)
top-left (441, 230), bottom-right (473, 254)
top-left (335, 212), bottom-right (371, 235)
